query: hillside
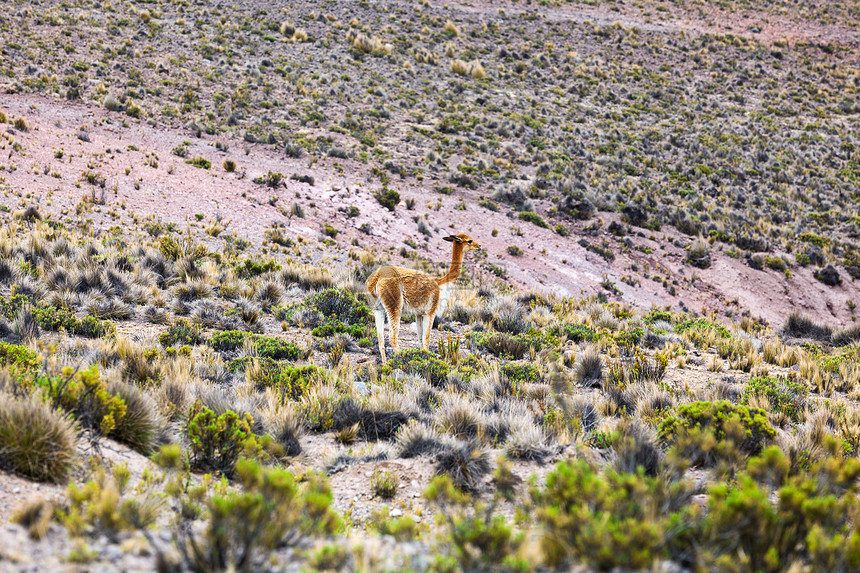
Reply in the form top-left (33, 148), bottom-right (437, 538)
top-left (0, 0), bottom-right (858, 325)
top-left (0, 0), bottom-right (858, 572)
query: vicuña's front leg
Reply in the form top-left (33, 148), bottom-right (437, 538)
top-left (374, 309), bottom-right (387, 362)
top-left (388, 309), bottom-right (401, 353)
top-left (422, 313), bottom-right (433, 350)
top-left (415, 315), bottom-right (425, 348)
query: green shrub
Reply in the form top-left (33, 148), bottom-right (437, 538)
top-left (643, 310), bottom-right (674, 324)
top-left (229, 358), bottom-right (325, 399)
top-left (32, 306), bottom-right (113, 338)
top-left (674, 318), bottom-right (731, 338)
top-left (0, 293), bottom-right (31, 320)
top-left (381, 349), bottom-right (450, 386)
top-left (268, 365), bottom-right (325, 399)
top-left (166, 459), bottom-right (341, 571)
top-left (311, 321), bottom-right (369, 339)
top-left (186, 156), bottom-right (211, 169)
top-left (531, 460), bottom-right (692, 569)
top-left (236, 258), bottom-right (280, 278)
top-left (308, 288), bottom-right (372, 325)
top-left (517, 211), bottom-right (548, 228)
top-left (501, 363), bottom-right (541, 386)
top-left (372, 511), bottom-right (419, 541)
top-left (0, 395), bottom-right (76, 482)
top-left (252, 170), bottom-right (284, 187)
top-left (659, 401), bottom-right (775, 462)
top-left (159, 319), bottom-right (203, 347)
top-left (185, 401), bottom-right (267, 477)
top-left (31, 305), bottom-right (73, 331)
top-left (322, 224), bottom-right (338, 238)
top-left (77, 315), bottom-right (113, 338)
top-left (209, 329), bottom-right (249, 351)
top-left (0, 341), bottom-right (38, 370)
top-left (371, 470), bottom-right (399, 499)
top-left (424, 474), bottom-right (526, 572)
top-left (798, 232), bottom-right (829, 247)
top-left (39, 366), bottom-right (128, 437)
top-left (529, 450), bottom-right (860, 570)
top-left (212, 331), bottom-right (303, 361)
top-left (375, 188), bottom-right (400, 211)
top-left (706, 451), bottom-right (860, 571)
top-left (255, 336), bottom-right (302, 361)
top-left (741, 376), bottom-right (808, 422)
top-left (555, 323), bottom-right (596, 342)
top-left (307, 544), bottom-right (349, 571)
top-left (299, 288), bottom-right (373, 340)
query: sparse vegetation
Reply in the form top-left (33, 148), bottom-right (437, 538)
top-left (1, 0), bottom-right (860, 568)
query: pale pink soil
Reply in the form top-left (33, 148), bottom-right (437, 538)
top-left (446, 0), bottom-right (860, 51)
top-left (0, 93), bottom-right (856, 328)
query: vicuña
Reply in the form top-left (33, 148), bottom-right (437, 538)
top-left (366, 233), bottom-right (480, 362)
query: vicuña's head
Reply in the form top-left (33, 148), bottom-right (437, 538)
top-left (443, 233), bottom-right (480, 252)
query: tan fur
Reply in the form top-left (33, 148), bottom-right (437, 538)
top-left (367, 233), bottom-right (480, 362)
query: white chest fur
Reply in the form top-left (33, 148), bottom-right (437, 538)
top-left (436, 283), bottom-right (453, 317)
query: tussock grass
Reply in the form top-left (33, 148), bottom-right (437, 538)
top-left (0, 394), bottom-right (76, 482)
top-left (346, 28), bottom-right (391, 55)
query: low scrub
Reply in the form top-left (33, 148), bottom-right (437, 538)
top-left (185, 401), bottom-right (272, 477)
top-left (229, 358), bottom-right (326, 400)
top-left (381, 348), bottom-right (450, 386)
top-left (741, 376), bottom-right (808, 423)
top-left (659, 401), bottom-right (776, 465)
top-left (0, 341), bottom-right (38, 370)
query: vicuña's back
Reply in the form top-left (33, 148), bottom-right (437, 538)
top-left (366, 234), bottom-right (480, 362)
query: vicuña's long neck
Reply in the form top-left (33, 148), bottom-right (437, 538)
top-left (436, 243), bottom-right (464, 285)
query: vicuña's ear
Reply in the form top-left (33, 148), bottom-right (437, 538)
top-left (443, 235), bottom-right (459, 242)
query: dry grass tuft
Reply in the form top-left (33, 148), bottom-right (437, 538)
top-left (0, 394), bottom-right (76, 482)
top-left (12, 497), bottom-right (54, 540)
top-left (346, 28), bottom-right (391, 55)
top-left (451, 59), bottom-right (486, 79)
top-left (435, 440), bottom-right (491, 492)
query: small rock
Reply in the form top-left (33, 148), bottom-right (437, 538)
top-left (389, 508), bottom-right (402, 517)
top-left (104, 545), bottom-right (123, 562)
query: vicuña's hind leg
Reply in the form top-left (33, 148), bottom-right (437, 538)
top-left (374, 308), bottom-right (387, 362)
top-left (387, 307), bottom-right (401, 352)
top-left (381, 285), bottom-right (402, 353)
